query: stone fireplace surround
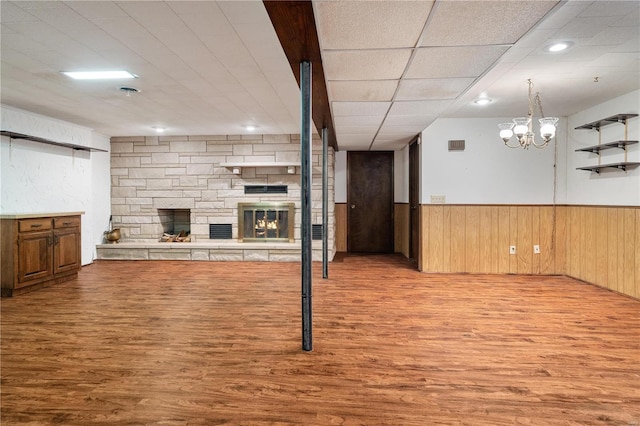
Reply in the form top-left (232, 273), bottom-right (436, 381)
top-left (96, 133), bottom-right (335, 262)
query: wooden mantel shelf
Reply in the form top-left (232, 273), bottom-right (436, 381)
top-left (220, 162), bottom-right (299, 174)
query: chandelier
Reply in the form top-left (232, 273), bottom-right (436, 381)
top-left (498, 79), bottom-right (558, 149)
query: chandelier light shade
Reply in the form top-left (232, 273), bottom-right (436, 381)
top-left (498, 79), bottom-right (559, 149)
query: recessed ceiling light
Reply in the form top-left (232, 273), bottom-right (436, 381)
top-left (244, 125), bottom-right (257, 131)
top-left (547, 42), bottom-right (572, 53)
top-left (61, 70), bottom-right (137, 80)
top-left (152, 126), bottom-right (165, 133)
top-left (474, 98), bottom-right (492, 106)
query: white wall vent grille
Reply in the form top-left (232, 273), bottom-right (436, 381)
top-left (448, 139), bottom-right (465, 151)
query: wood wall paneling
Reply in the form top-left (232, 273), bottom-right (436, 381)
top-left (607, 208), bottom-right (619, 291)
top-left (562, 206), bottom-right (638, 300)
top-left (615, 208), bottom-right (625, 294)
top-left (465, 207), bottom-right (480, 272)
top-left (517, 206), bottom-right (533, 274)
top-left (595, 208), bottom-right (608, 289)
top-left (636, 209), bottom-right (640, 299)
top-left (334, 203), bottom-right (347, 252)
top-left (509, 206), bottom-right (518, 274)
top-left (394, 203), bottom-right (410, 257)
top-left (450, 206), bottom-right (466, 273)
top-left (478, 207), bottom-right (492, 273)
top-left (582, 208), bottom-right (595, 285)
top-left (539, 206), bottom-right (554, 275)
top-left (623, 208), bottom-right (635, 297)
top-left (442, 206), bottom-right (452, 273)
top-left (497, 206), bottom-right (510, 273)
top-left (417, 204), bottom-right (636, 299)
top-left (555, 206), bottom-right (567, 275)
top-left (530, 208), bottom-right (539, 274)
top-left (428, 206), bottom-right (444, 272)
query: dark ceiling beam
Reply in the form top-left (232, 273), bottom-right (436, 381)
top-left (263, 0), bottom-right (338, 151)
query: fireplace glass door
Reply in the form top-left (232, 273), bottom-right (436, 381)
top-left (238, 203), bottom-right (295, 242)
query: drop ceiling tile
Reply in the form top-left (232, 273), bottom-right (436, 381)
top-left (323, 49), bottom-right (412, 81)
top-left (1, 2), bottom-right (39, 23)
top-left (334, 115), bottom-right (385, 127)
top-left (388, 100), bottom-right (453, 116)
top-left (378, 124), bottom-right (426, 134)
top-left (395, 78), bottom-right (474, 101)
top-left (66, 1), bottom-right (129, 19)
top-left (217, 1), bottom-right (269, 25)
top-left (13, 1), bottom-right (67, 10)
top-left (93, 16), bottom-right (159, 42)
top-left (335, 134), bottom-right (375, 150)
top-left (420, 1), bottom-right (558, 46)
top-left (552, 16), bottom-right (619, 39)
top-left (336, 126), bottom-right (379, 136)
top-left (584, 25), bottom-right (639, 47)
top-left (0, 32), bottom-right (48, 51)
top-left (328, 80), bottom-right (398, 102)
top-left (372, 136), bottom-right (416, 150)
top-left (406, 45), bottom-right (510, 79)
top-left (24, 4), bottom-right (96, 33)
top-left (579, 1), bottom-right (639, 18)
top-left (314, 1), bottom-right (433, 49)
top-left (332, 102), bottom-right (391, 116)
top-left (383, 114), bottom-right (436, 127)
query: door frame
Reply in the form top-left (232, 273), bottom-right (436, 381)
top-left (347, 151), bottom-right (394, 253)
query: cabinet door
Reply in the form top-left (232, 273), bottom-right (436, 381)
top-left (54, 228), bottom-right (81, 275)
top-left (17, 231), bottom-right (53, 285)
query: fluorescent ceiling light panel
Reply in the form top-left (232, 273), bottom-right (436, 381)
top-left (62, 70), bottom-right (137, 80)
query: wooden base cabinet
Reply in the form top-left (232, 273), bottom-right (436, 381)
top-left (1, 213), bottom-right (82, 297)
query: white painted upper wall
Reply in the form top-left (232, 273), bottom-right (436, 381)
top-left (1, 105), bottom-right (111, 264)
top-left (335, 151), bottom-right (347, 203)
top-left (394, 146), bottom-right (409, 203)
top-left (420, 117), bottom-right (562, 204)
top-left (566, 90), bottom-right (639, 206)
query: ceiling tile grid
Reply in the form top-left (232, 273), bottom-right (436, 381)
top-left (1, 1), bottom-right (638, 149)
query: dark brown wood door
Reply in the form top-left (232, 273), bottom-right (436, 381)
top-left (409, 139), bottom-right (420, 262)
top-left (347, 151), bottom-right (394, 253)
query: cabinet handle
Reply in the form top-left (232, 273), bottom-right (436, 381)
top-left (63, 221), bottom-right (71, 225)
top-left (54, 236), bottom-right (59, 245)
top-left (31, 224), bottom-right (42, 228)
top-left (47, 236), bottom-right (52, 246)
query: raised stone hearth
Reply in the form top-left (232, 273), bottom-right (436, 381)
top-left (96, 242), bottom-right (326, 262)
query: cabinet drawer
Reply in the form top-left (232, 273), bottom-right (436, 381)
top-left (18, 218), bottom-right (52, 232)
top-left (54, 216), bottom-right (80, 229)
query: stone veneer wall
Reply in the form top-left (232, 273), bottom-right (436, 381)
top-left (109, 133), bottom-right (335, 256)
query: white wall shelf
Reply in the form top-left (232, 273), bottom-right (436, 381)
top-left (220, 162), bottom-right (299, 174)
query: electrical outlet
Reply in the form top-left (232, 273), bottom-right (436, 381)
top-left (509, 245), bottom-right (516, 255)
top-left (430, 195), bottom-right (446, 204)
top-left (533, 244), bottom-right (540, 254)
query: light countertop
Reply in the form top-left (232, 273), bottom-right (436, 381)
top-left (0, 212), bottom-right (84, 219)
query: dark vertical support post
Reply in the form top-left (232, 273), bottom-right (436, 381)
top-left (300, 60), bottom-right (313, 352)
top-left (322, 127), bottom-right (328, 279)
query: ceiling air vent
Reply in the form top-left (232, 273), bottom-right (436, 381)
top-left (448, 139), bottom-right (465, 151)
top-left (244, 185), bottom-right (288, 194)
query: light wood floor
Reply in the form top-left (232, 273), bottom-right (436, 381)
top-left (1, 255), bottom-right (639, 425)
